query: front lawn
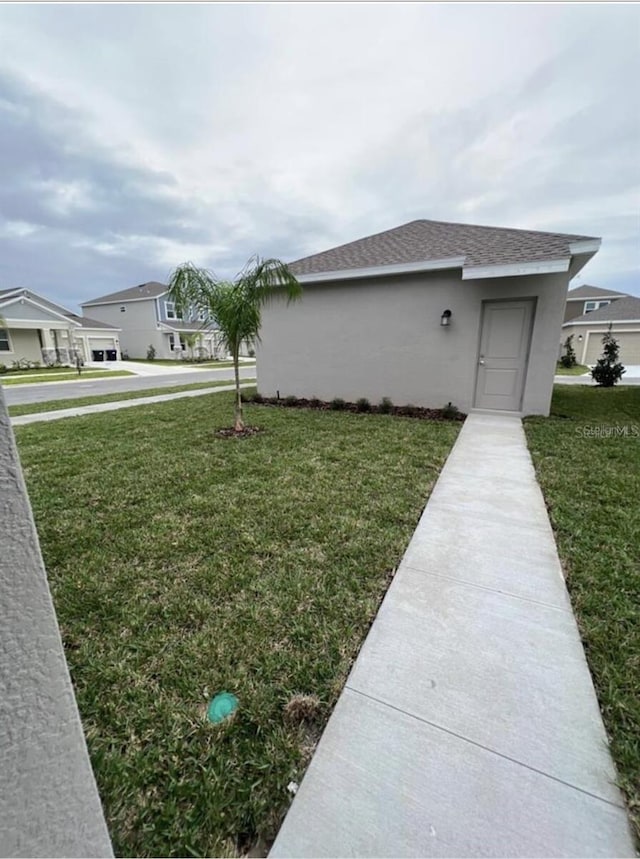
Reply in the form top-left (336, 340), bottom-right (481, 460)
top-left (15, 392), bottom-right (459, 857)
top-left (2, 369), bottom-right (133, 385)
top-left (555, 362), bottom-right (590, 376)
top-left (525, 386), bottom-right (639, 842)
top-left (128, 359), bottom-right (253, 369)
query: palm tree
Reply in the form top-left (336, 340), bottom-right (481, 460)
top-left (166, 255), bottom-right (301, 430)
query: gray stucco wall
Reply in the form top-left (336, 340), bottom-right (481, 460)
top-left (256, 269), bottom-right (569, 416)
top-left (1, 329), bottom-right (43, 363)
top-left (82, 299), bottom-right (164, 358)
top-left (0, 387), bottom-right (113, 857)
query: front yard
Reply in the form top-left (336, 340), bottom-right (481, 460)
top-left (1, 369), bottom-right (133, 385)
top-left (525, 386), bottom-right (640, 842)
top-left (555, 362), bottom-right (590, 376)
top-left (14, 393), bottom-right (459, 857)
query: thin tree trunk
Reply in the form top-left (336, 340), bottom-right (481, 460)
top-left (233, 347), bottom-right (244, 431)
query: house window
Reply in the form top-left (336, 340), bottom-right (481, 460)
top-left (0, 329), bottom-right (11, 352)
top-left (584, 300), bottom-right (610, 313)
top-left (169, 334), bottom-right (186, 351)
top-left (165, 301), bottom-right (178, 320)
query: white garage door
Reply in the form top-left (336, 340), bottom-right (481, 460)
top-left (88, 336), bottom-right (117, 359)
top-left (584, 331), bottom-right (640, 365)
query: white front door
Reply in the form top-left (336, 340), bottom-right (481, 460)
top-left (474, 299), bottom-right (535, 411)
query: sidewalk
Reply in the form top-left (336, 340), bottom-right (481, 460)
top-left (11, 383), bottom-right (253, 425)
top-left (270, 413), bottom-right (635, 858)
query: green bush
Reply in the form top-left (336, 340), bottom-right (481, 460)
top-left (309, 396), bottom-right (322, 409)
top-left (356, 397), bottom-right (371, 412)
top-left (560, 334), bottom-right (577, 368)
top-left (0, 363), bottom-right (7, 375)
top-left (441, 401), bottom-right (460, 420)
top-left (330, 397), bottom-right (346, 411)
top-left (378, 397), bottom-right (393, 414)
top-left (591, 328), bottom-right (626, 387)
top-left (284, 395), bottom-right (298, 407)
top-left (253, 392), bottom-right (264, 404)
top-left (146, 344), bottom-right (156, 361)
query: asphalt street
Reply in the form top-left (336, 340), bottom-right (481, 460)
top-left (3, 365), bottom-right (257, 406)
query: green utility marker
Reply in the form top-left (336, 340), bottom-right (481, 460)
top-left (207, 692), bottom-right (238, 724)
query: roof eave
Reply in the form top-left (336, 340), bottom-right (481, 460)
top-left (462, 258), bottom-right (570, 280)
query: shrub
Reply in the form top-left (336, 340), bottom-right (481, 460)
top-left (591, 328), bottom-right (626, 387)
top-left (146, 344), bottom-right (156, 361)
top-left (309, 396), bottom-right (322, 409)
top-left (356, 397), bottom-right (371, 412)
top-left (121, 350), bottom-right (130, 360)
top-left (330, 397), bottom-right (346, 410)
top-left (284, 395), bottom-right (298, 407)
top-left (560, 335), bottom-right (577, 368)
top-left (253, 392), bottom-right (264, 404)
top-left (378, 397), bottom-right (393, 414)
top-left (248, 348), bottom-right (256, 358)
top-left (0, 363), bottom-right (6, 374)
top-left (441, 401), bottom-right (460, 420)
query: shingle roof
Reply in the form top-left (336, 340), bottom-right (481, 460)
top-left (288, 219), bottom-right (598, 277)
top-left (82, 281), bottom-right (168, 306)
top-left (566, 284), bottom-right (628, 301)
top-left (566, 296), bottom-right (640, 324)
top-left (65, 312), bottom-right (120, 330)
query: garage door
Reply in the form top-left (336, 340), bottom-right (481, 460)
top-left (584, 331), bottom-right (640, 365)
top-left (88, 336), bottom-right (117, 361)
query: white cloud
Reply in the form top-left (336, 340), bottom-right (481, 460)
top-left (0, 2), bottom-right (638, 304)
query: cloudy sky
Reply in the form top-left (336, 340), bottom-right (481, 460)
top-left (0, 4), bottom-right (638, 311)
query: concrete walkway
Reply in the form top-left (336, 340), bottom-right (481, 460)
top-left (271, 413), bottom-right (635, 858)
top-left (11, 382), bottom-right (253, 425)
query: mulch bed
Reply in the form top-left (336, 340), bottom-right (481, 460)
top-left (242, 395), bottom-right (466, 422)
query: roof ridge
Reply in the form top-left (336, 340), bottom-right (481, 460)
top-left (412, 218), bottom-right (597, 241)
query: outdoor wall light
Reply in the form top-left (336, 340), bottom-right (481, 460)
top-left (578, 334), bottom-right (583, 341)
top-left (440, 309), bottom-right (452, 327)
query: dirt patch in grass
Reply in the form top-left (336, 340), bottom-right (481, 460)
top-left (215, 425), bottom-right (265, 439)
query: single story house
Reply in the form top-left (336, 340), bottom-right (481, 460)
top-left (563, 284), bottom-right (628, 323)
top-left (0, 287), bottom-right (121, 366)
top-left (81, 281), bottom-right (250, 360)
top-left (257, 219), bottom-right (601, 416)
top-left (561, 295), bottom-right (640, 366)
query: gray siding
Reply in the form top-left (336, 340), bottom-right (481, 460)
top-left (82, 299), bottom-right (163, 359)
top-left (256, 269), bottom-right (569, 416)
top-left (1, 329), bottom-right (43, 363)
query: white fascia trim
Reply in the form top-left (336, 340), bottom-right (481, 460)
top-left (566, 294), bottom-right (622, 302)
top-left (563, 318), bottom-right (640, 327)
top-left (295, 256), bottom-right (466, 284)
top-left (462, 258), bottom-right (570, 280)
top-left (568, 239), bottom-right (601, 255)
top-left (81, 293), bottom-right (167, 308)
top-left (78, 326), bottom-right (121, 333)
top-left (0, 294), bottom-right (81, 326)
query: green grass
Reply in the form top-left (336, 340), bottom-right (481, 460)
top-left (525, 386), bottom-right (640, 842)
top-left (0, 365), bottom-right (82, 376)
top-left (2, 370), bottom-right (133, 385)
top-left (555, 362), bottom-right (590, 376)
top-left (15, 393), bottom-right (459, 857)
top-left (9, 380), bottom-right (249, 416)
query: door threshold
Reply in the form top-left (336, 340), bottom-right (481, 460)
top-left (470, 408), bottom-right (524, 418)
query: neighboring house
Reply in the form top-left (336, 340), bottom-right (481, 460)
top-left (81, 281), bottom-right (238, 360)
top-left (563, 284), bottom-right (628, 323)
top-left (257, 219), bottom-right (600, 416)
top-left (0, 287), bottom-right (121, 366)
top-left (562, 295), bottom-right (640, 366)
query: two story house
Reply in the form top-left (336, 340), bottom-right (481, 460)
top-left (81, 281), bottom-right (232, 360)
top-left (0, 287), bottom-right (121, 366)
top-left (563, 284), bottom-right (628, 322)
top-left (562, 286), bottom-right (640, 366)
